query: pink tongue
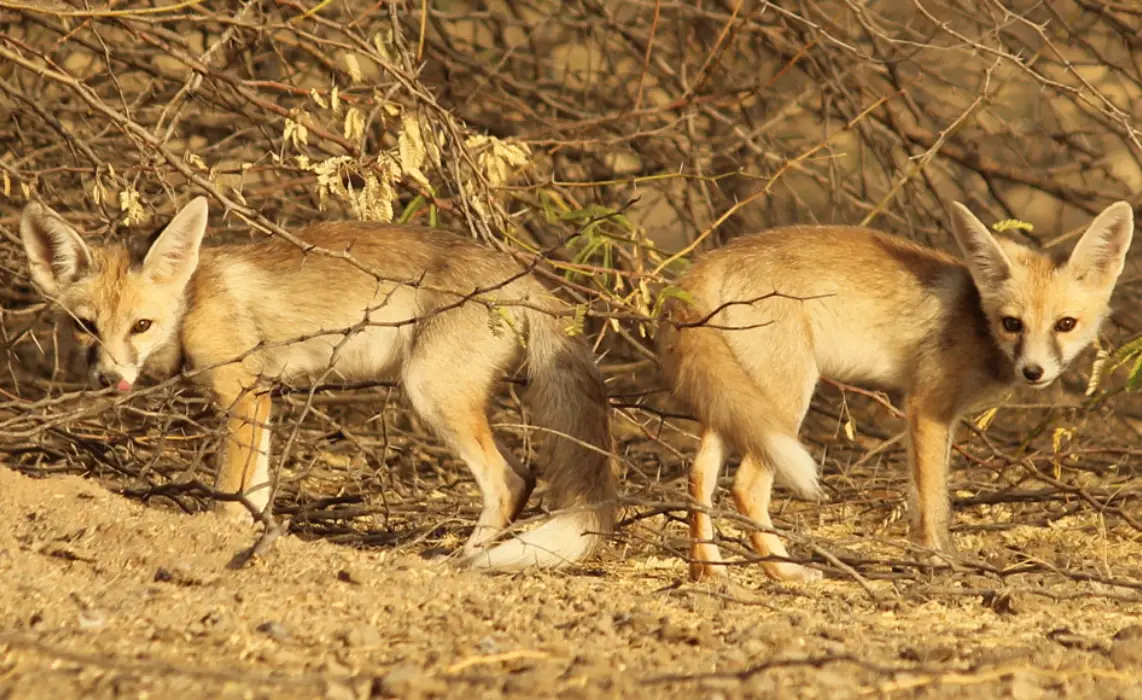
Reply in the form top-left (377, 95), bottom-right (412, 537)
top-left (115, 379), bottom-right (133, 393)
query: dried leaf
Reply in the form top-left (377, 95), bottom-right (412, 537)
top-left (118, 186), bottom-right (147, 226)
top-left (92, 176), bottom-right (107, 206)
top-left (284, 115), bottom-right (310, 150)
top-left (352, 172), bottom-right (394, 223)
top-left (372, 30), bottom-right (396, 61)
top-left (185, 152), bottom-right (208, 171)
top-left (425, 129), bottom-right (444, 168)
top-left (399, 113), bottom-right (430, 187)
top-left (295, 112), bottom-right (310, 147)
top-left (974, 406), bottom-right (999, 431)
top-left (465, 179), bottom-right (488, 218)
top-left (992, 218), bottom-right (1034, 234)
top-left (302, 155), bottom-right (352, 210)
top-left (1086, 343), bottom-right (1109, 396)
top-left (1051, 427), bottom-right (1073, 453)
top-left (465, 134), bottom-right (531, 187)
top-left (344, 53), bottom-right (363, 83)
top-left (343, 107), bottom-right (365, 142)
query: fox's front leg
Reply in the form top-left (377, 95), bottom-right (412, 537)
top-left (211, 371), bottom-right (274, 522)
top-left (904, 395), bottom-right (955, 553)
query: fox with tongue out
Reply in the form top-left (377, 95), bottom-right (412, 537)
top-left (17, 196), bottom-right (618, 570)
top-left (28, 218), bottom-right (184, 395)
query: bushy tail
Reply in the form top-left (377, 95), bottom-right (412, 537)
top-left (469, 309), bottom-right (616, 569)
top-left (656, 300), bottom-right (821, 499)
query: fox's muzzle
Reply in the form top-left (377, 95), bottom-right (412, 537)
top-left (86, 346), bottom-right (138, 393)
top-left (92, 368), bottom-right (133, 393)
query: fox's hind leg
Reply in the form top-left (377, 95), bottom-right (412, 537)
top-left (732, 454), bottom-right (822, 582)
top-left (689, 430), bottom-right (729, 581)
top-left (402, 323), bottom-right (533, 556)
top-left (496, 438), bottom-right (536, 516)
top-left (729, 345), bottom-right (822, 581)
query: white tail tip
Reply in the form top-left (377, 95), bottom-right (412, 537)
top-left (764, 433), bottom-right (823, 499)
top-left (464, 511), bottom-right (605, 570)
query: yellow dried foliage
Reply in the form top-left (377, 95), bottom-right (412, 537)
top-left (398, 112), bottom-right (431, 188)
top-left (343, 107), bottom-right (365, 142)
top-left (464, 134), bottom-right (532, 187)
top-left (118, 185), bottom-right (147, 226)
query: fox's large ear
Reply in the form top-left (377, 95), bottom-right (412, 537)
top-left (1066, 201), bottom-right (1134, 287)
top-left (949, 202), bottom-right (1013, 289)
top-left (20, 201), bottom-right (93, 297)
top-left (142, 197), bottom-right (209, 288)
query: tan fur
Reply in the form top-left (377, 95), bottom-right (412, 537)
top-left (658, 201), bottom-right (1134, 582)
top-left (20, 198), bottom-right (617, 569)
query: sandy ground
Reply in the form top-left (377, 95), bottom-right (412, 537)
top-left (0, 467), bottom-right (1140, 700)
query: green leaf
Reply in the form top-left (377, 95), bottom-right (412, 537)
top-left (558, 204), bottom-right (636, 234)
top-left (1127, 353), bottom-right (1142, 392)
top-left (652, 285), bottom-right (696, 318)
top-left (539, 190), bottom-right (560, 224)
top-left (1110, 333), bottom-right (1142, 367)
top-left (486, 304), bottom-right (526, 348)
top-left (564, 304), bottom-right (587, 337)
top-left (398, 195), bottom-right (426, 224)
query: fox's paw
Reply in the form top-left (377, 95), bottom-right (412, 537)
top-left (689, 542), bottom-right (729, 582)
top-left (909, 528), bottom-right (956, 555)
top-left (908, 533), bottom-right (963, 572)
top-left (216, 500), bottom-right (254, 523)
top-left (690, 561), bottom-right (730, 582)
top-left (420, 548), bottom-right (456, 567)
top-left (764, 561), bottom-right (823, 583)
top-left (922, 548), bottom-right (980, 574)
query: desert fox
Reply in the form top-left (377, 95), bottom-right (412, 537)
top-left (20, 196), bottom-right (617, 569)
top-left (658, 201), bottom-right (1134, 582)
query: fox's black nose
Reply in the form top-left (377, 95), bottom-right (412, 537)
top-left (96, 371), bottom-right (121, 388)
top-left (1022, 365), bottom-right (1044, 381)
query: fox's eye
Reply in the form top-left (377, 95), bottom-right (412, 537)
top-left (1055, 317), bottom-right (1077, 333)
top-left (75, 317), bottom-right (98, 337)
top-left (131, 319), bottom-right (153, 334)
top-left (1001, 317), bottom-right (1023, 333)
